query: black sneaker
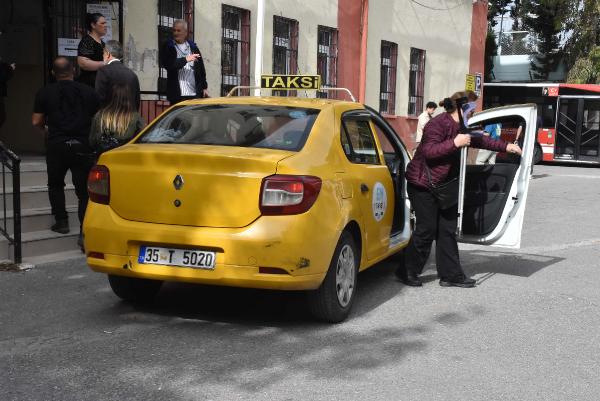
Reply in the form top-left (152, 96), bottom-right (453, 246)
top-left (439, 277), bottom-right (476, 288)
top-left (51, 219), bottom-right (70, 234)
top-left (394, 268), bottom-right (423, 287)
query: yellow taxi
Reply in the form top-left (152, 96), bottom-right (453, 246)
top-left (84, 76), bottom-right (537, 322)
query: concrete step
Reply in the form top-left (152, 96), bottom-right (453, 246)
top-left (2, 205), bottom-right (79, 234)
top-left (0, 228), bottom-right (81, 260)
top-left (0, 162), bottom-right (72, 187)
top-left (0, 184), bottom-right (77, 211)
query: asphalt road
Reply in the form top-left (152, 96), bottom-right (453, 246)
top-left (1, 164), bottom-right (600, 401)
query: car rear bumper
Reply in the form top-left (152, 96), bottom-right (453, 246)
top-left (87, 253), bottom-right (324, 290)
top-left (83, 203), bottom-right (339, 291)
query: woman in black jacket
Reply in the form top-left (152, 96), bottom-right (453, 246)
top-left (160, 19), bottom-right (208, 104)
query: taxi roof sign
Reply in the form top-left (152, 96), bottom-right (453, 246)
top-left (260, 74), bottom-right (321, 90)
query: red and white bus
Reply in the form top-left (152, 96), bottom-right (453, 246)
top-left (484, 83), bottom-right (600, 164)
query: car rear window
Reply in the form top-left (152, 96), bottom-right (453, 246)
top-left (137, 104), bottom-right (320, 151)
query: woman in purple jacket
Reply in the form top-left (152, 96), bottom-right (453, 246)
top-left (396, 91), bottom-right (522, 288)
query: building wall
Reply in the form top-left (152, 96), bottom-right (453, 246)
top-left (123, 1), bottom-right (160, 93)
top-left (365, 0), bottom-right (475, 147)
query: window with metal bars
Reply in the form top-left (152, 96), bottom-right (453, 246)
top-left (157, 0), bottom-right (193, 96)
top-left (380, 41), bottom-right (398, 115)
top-left (316, 26), bottom-right (338, 99)
top-left (408, 47), bottom-right (426, 116)
top-left (221, 5), bottom-right (251, 96)
top-left (272, 16), bottom-right (299, 97)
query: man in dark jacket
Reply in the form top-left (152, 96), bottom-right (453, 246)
top-left (32, 57), bottom-right (99, 241)
top-left (95, 40), bottom-right (140, 108)
top-left (160, 19), bottom-right (208, 105)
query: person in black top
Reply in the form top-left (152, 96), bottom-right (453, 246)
top-left (160, 19), bottom-right (208, 105)
top-left (32, 57), bottom-right (99, 244)
top-left (77, 13), bottom-right (107, 87)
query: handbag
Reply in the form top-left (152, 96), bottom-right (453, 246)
top-left (424, 164), bottom-right (459, 209)
top-left (97, 132), bottom-right (121, 155)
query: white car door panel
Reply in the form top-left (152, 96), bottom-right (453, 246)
top-left (457, 104), bottom-right (537, 248)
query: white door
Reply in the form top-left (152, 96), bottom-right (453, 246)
top-left (457, 104), bottom-right (537, 248)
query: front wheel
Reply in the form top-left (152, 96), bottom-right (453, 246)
top-left (108, 274), bottom-right (163, 303)
top-left (307, 231), bottom-right (359, 323)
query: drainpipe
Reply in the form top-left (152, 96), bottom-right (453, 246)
top-left (358, 0), bottom-right (369, 103)
top-left (254, 0), bottom-right (265, 96)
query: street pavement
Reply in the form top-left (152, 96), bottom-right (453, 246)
top-left (1, 164), bottom-right (599, 401)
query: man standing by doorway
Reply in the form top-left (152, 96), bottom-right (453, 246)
top-left (414, 101), bottom-right (437, 153)
top-left (32, 57), bottom-right (99, 246)
top-left (95, 40), bottom-right (141, 108)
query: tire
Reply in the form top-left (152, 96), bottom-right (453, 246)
top-left (533, 143), bottom-right (543, 165)
top-left (107, 274), bottom-right (163, 303)
top-left (307, 231), bottom-right (359, 323)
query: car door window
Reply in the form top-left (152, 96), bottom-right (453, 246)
top-left (461, 115), bottom-right (526, 237)
top-left (341, 119), bottom-right (380, 165)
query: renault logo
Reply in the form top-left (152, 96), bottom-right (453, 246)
top-left (173, 174), bottom-right (184, 190)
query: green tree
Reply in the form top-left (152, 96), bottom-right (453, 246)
top-left (566, 46), bottom-right (600, 84)
top-left (521, 0), bottom-right (570, 80)
top-left (563, 0), bottom-right (600, 78)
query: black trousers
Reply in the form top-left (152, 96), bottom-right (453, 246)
top-left (46, 140), bottom-right (94, 224)
top-left (403, 183), bottom-right (466, 281)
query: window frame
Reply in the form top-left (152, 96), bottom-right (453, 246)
top-left (272, 16), bottom-right (299, 97)
top-left (408, 47), bottom-right (426, 116)
top-left (379, 41), bottom-right (398, 115)
top-left (221, 5), bottom-right (251, 96)
top-left (316, 25), bottom-right (339, 99)
top-left (340, 114), bottom-right (382, 165)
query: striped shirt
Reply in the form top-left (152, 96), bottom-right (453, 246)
top-left (174, 42), bottom-right (197, 96)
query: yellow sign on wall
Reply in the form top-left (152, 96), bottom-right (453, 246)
top-left (261, 75), bottom-right (321, 90)
top-left (465, 74), bottom-right (476, 92)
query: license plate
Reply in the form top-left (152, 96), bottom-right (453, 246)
top-left (138, 246), bottom-right (216, 269)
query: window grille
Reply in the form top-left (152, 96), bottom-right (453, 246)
top-left (408, 47), bottom-right (426, 116)
top-left (272, 16), bottom-right (299, 96)
top-left (221, 5), bottom-right (251, 96)
top-left (380, 41), bottom-right (398, 115)
top-left (316, 26), bottom-right (338, 99)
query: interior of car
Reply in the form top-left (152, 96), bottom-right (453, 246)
top-left (462, 115), bottom-right (525, 236)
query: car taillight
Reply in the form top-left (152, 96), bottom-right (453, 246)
top-left (260, 175), bottom-right (322, 215)
top-left (88, 165), bottom-right (110, 204)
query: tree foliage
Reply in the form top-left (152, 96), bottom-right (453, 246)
top-left (521, 0), bottom-right (570, 80)
top-left (563, 0), bottom-right (600, 69)
top-left (566, 46), bottom-right (600, 84)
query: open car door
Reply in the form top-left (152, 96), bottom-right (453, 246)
top-left (457, 104), bottom-right (537, 248)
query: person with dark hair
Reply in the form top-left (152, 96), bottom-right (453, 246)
top-left (415, 101), bottom-right (438, 152)
top-left (32, 57), bottom-right (99, 247)
top-left (395, 90), bottom-right (522, 288)
top-left (77, 13), bottom-right (107, 87)
top-left (160, 19), bottom-right (208, 105)
top-left (95, 40), bottom-right (140, 108)
top-left (89, 83), bottom-right (145, 155)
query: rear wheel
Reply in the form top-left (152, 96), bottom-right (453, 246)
top-left (307, 231), bottom-right (358, 323)
top-left (107, 275), bottom-right (163, 303)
